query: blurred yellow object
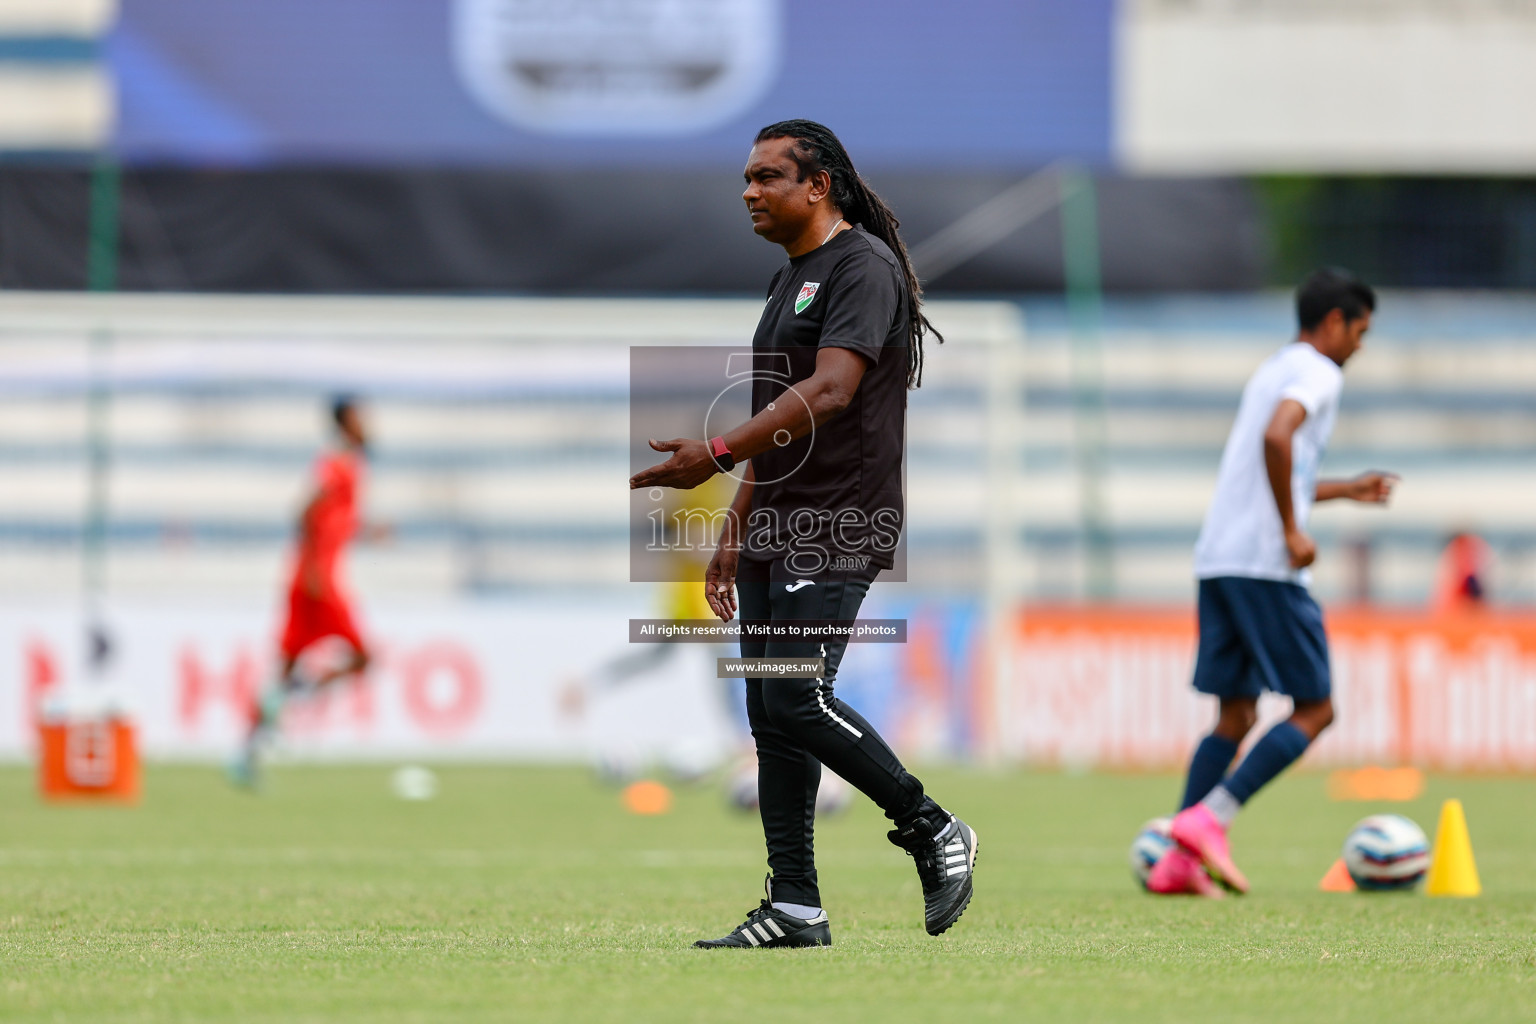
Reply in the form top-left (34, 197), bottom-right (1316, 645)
top-left (1425, 799), bottom-right (1481, 898)
top-left (661, 474), bottom-right (737, 622)
top-left (622, 779), bottom-right (673, 816)
top-left (662, 576), bottom-right (716, 623)
top-left (1326, 766), bottom-right (1425, 802)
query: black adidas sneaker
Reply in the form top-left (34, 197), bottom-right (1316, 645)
top-left (888, 814), bottom-right (978, 936)
top-left (693, 877), bottom-right (832, 949)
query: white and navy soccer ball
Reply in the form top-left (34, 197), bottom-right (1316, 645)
top-left (1343, 814), bottom-right (1430, 891)
top-left (1129, 816), bottom-right (1176, 889)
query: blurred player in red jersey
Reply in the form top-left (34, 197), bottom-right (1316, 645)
top-left (231, 396), bottom-right (376, 787)
top-left (1432, 530), bottom-right (1492, 612)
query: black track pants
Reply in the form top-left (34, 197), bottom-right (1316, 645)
top-left (736, 556), bottom-right (944, 907)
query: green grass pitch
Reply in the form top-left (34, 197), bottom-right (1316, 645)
top-left (2, 764), bottom-right (1533, 1023)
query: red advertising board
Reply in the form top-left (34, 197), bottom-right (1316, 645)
top-left (1009, 607), bottom-right (1536, 771)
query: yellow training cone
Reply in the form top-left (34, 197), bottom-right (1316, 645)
top-left (1425, 799), bottom-right (1481, 897)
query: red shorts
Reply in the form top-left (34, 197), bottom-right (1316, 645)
top-left (281, 585), bottom-right (364, 660)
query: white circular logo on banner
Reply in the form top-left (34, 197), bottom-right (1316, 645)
top-left (452, 0), bottom-right (782, 135)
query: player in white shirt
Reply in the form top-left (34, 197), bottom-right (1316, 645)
top-left (1149, 269), bottom-right (1398, 897)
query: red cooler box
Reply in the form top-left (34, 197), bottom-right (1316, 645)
top-left (38, 717), bottom-right (141, 803)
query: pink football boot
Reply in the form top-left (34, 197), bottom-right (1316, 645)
top-left (1170, 803), bottom-right (1249, 894)
top-left (1146, 845), bottom-right (1223, 898)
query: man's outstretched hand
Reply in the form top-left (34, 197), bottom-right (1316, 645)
top-left (629, 438), bottom-right (719, 490)
top-left (1317, 471), bottom-right (1400, 505)
top-left (1345, 471), bottom-right (1399, 504)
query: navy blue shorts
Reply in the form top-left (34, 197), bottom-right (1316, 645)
top-left (1192, 576), bottom-right (1332, 702)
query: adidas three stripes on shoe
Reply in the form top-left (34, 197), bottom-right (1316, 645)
top-left (695, 812), bottom-right (979, 948)
top-left (693, 876), bottom-right (832, 949)
top-left (888, 813), bottom-right (979, 935)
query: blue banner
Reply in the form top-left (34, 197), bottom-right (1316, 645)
top-left (110, 0), bottom-right (1112, 168)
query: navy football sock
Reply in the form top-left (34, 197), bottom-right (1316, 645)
top-left (1221, 721), bottom-right (1311, 805)
top-left (1179, 734), bottom-right (1240, 810)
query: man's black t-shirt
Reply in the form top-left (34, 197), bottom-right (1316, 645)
top-left (743, 225), bottom-right (908, 573)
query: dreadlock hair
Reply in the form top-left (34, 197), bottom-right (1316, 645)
top-left (754, 119), bottom-right (942, 388)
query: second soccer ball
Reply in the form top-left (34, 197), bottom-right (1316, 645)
top-left (1342, 814), bottom-right (1430, 890)
top-left (1129, 816), bottom-right (1176, 889)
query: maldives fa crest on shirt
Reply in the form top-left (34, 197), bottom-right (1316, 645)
top-left (794, 282), bottom-right (820, 314)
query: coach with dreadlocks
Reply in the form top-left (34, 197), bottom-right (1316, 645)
top-left (630, 120), bottom-right (977, 947)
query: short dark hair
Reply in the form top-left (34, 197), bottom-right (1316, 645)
top-left (1296, 268), bottom-right (1376, 332)
top-left (330, 395), bottom-right (356, 430)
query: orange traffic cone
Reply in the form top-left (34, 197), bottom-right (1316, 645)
top-left (1425, 799), bottom-right (1481, 897)
top-left (1319, 858), bottom-right (1357, 892)
top-left (622, 779), bottom-right (673, 816)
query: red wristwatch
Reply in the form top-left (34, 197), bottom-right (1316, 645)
top-left (708, 436), bottom-right (736, 472)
